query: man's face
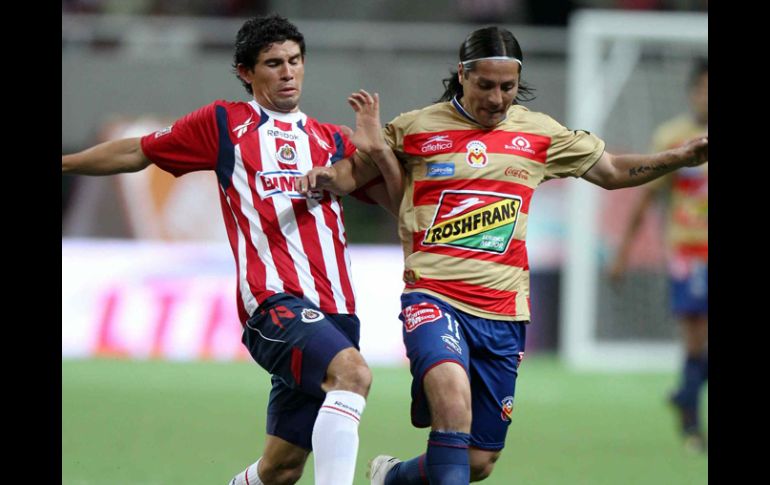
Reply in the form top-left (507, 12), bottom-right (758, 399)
top-left (240, 40), bottom-right (304, 113)
top-left (459, 60), bottom-right (520, 128)
top-left (690, 72), bottom-right (708, 124)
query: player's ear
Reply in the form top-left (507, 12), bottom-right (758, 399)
top-left (236, 63), bottom-right (254, 84)
top-left (457, 63), bottom-right (465, 85)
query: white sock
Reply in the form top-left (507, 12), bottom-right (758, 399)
top-left (229, 458), bottom-right (263, 485)
top-left (312, 390), bottom-right (367, 485)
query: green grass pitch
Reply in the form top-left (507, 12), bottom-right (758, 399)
top-left (62, 356), bottom-right (707, 484)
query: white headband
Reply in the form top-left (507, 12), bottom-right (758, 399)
top-left (460, 56), bottom-right (522, 68)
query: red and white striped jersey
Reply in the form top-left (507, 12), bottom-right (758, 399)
top-left (140, 99), bottom-right (358, 325)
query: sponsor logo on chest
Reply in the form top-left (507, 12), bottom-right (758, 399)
top-left (258, 170), bottom-right (304, 199)
top-left (423, 190), bottom-right (522, 254)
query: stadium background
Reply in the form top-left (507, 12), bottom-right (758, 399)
top-left (62, 1), bottom-right (708, 483)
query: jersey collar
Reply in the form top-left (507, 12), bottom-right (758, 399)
top-left (451, 96), bottom-right (508, 126)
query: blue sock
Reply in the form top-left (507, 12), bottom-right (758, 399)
top-left (700, 352), bottom-right (708, 383)
top-left (384, 454), bottom-right (427, 485)
top-left (673, 352), bottom-right (708, 432)
top-left (425, 431), bottom-right (470, 485)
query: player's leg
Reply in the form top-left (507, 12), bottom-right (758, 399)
top-left (312, 324), bottom-right (372, 485)
top-left (369, 293), bottom-right (472, 485)
top-left (236, 294), bottom-right (370, 484)
top-left (230, 434), bottom-right (310, 485)
top-left (466, 320), bottom-right (527, 481)
top-left (668, 259), bottom-right (708, 450)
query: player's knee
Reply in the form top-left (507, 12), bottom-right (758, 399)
top-left (469, 451), bottom-right (501, 482)
top-left (325, 348), bottom-right (372, 396)
top-left (259, 457), bottom-right (305, 485)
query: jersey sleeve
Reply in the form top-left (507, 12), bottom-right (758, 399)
top-left (140, 102), bottom-right (220, 177)
top-left (317, 123), bottom-right (357, 165)
top-left (543, 122), bottom-right (606, 181)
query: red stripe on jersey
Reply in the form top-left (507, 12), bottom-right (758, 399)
top-left (412, 234), bottom-right (528, 269)
top-left (239, 142), bottom-right (305, 299)
top-left (673, 176), bottom-right (707, 192)
top-left (321, 198), bottom-right (356, 313)
top-left (218, 189), bottom-right (252, 326)
top-left (403, 130), bottom-right (551, 163)
top-left (407, 278), bottom-right (518, 315)
top-left (291, 198), bottom-right (337, 311)
top-left (413, 179), bottom-right (533, 214)
top-left (673, 243), bottom-right (708, 259)
top-left (273, 120), bottom-right (292, 131)
top-left (223, 183), bottom-right (274, 305)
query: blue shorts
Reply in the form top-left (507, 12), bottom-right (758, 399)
top-left (242, 293), bottom-right (360, 450)
top-left (670, 258), bottom-right (708, 316)
top-left (400, 292), bottom-right (526, 451)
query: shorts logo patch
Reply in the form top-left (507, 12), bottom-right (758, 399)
top-left (466, 140), bottom-right (488, 168)
top-left (403, 303), bottom-right (442, 332)
top-left (301, 308), bottom-right (324, 323)
top-left (500, 395), bottom-right (514, 422)
top-left (423, 190), bottom-right (522, 254)
top-left (441, 334), bottom-right (462, 355)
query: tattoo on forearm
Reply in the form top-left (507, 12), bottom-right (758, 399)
top-left (628, 163), bottom-right (669, 177)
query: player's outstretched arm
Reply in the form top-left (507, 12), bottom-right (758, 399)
top-left (582, 136), bottom-right (707, 190)
top-left (62, 137), bottom-right (151, 175)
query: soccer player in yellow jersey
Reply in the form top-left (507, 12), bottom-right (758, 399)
top-left (298, 27), bottom-right (708, 484)
top-left (610, 60), bottom-right (708, 453)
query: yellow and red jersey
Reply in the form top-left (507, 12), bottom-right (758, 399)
top-left (385, 100), bottom-right (605, 321)
top-left (650, 115), bottom-right (708, 260)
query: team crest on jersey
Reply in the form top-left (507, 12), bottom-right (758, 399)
top-left (301, 308), bottom-right (324, 323)
top-left (403, 303), bottom-right (442, 332)
top-left (500, 396), bottom-right (514, 422)
top-left (276, 144), bottom-right (298, 164)
top-left (423, 190), bottom-right (521, 254)
top-left (466, 140), bottom-right (488, 168)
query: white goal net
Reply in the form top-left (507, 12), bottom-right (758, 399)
top-left (560, 9), bottom-right (707, 371)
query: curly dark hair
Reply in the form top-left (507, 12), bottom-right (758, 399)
top-left (232, 14), bottom-right (306, 95)
top-left (437, 26), bottom-right (535, 104)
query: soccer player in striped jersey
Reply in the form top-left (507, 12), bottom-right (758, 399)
top-left (62, 14), bottom-right (396, 485)
top-left (300, 26), bottom-right (708, 484)
top-left (610, 59), bottom-right (708, 453)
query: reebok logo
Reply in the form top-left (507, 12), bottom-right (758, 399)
top-left (267, 129), bottom-right (299, 141)
top-left (233, 116), bottom-right (255, 138)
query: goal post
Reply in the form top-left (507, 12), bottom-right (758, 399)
top-left (560, 9), bottom-right (707, 371)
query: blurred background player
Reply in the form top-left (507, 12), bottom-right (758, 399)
top-left (609, 59), bottom-right (708, 453)
top-left (61, 14), bottom-right (392, 485)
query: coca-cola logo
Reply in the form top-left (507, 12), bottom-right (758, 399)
top-left (504, 167), bottom-right (529, 180)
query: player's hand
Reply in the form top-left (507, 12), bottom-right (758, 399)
top-left (345, 89), bottom-right (388, 154)
top-left (296, 167), bottom-right (335, 197)
top-left (678, 135), bottom-right (708, 167)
